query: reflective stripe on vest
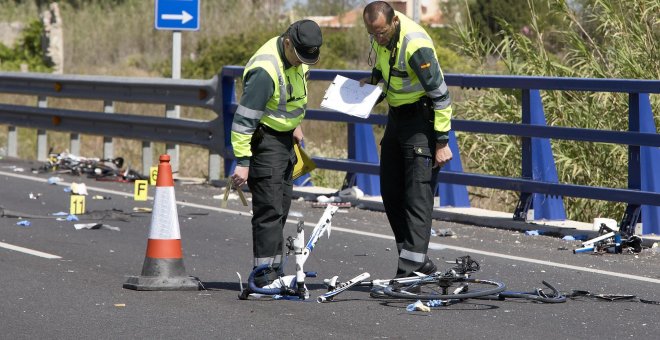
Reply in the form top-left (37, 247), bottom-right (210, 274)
top-left (245, 54), bottom-right (288, 115)
top-left (243, 38), bottom-right (307, 122)
top-left (397, 31), bottom-right (433, 91)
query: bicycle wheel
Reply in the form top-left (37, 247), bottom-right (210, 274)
top-left (496, 281), bottom-right (566, 303)
top-left (384, 278), bottom-right (506, 300)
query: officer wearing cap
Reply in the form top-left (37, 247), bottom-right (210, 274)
top-left (230, 19), bottom-right (323, 287)
top-left (360, 1), bottom-right (453, 291)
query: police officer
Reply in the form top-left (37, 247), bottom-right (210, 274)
top-left (360, 1), bottom-right (453, 287)
top-left (230, 20), bottom-right (323, 287)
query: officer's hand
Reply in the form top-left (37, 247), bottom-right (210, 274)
top-left (231, 166), bottom-right (249, 188)
top-left (293, 126), bottom-right (304, 144)
top-left (433, 143), bottom-right (453, 169)
top-left (359, 77), bottom-right (371, 87)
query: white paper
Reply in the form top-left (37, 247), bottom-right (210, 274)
top-left (321, 75), bottom-right (382, 119)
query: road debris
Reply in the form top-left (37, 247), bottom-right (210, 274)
top-left (47, 177), bottom-right (63, 184)
top-left (92, 195), bottom-right (111, 200)
top-left (70, 182), bottom-right (88, 195)
top-left (432, 228), bottom-right (454, 237)
top-left (311, 202), bottom-right (351, 208)
top-left (407, 300), bottom-right (431, 312)
top-left (74, 223), bottom-right (120, 231)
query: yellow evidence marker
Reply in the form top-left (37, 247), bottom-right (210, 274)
top-left (149, 166), bottom-right (158, 185)
top-left (70, 194), bottom-right (86, 215)
top-left (134, 180), bottom-right (149, 201)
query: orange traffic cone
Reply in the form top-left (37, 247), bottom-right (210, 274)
top-left (123, 154), bottom-right (200, 291)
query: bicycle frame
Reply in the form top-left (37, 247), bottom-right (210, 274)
top-left (238, 205), bottom-right (339, 300)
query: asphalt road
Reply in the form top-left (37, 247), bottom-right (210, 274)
top-left (1, 157), bottom-right (659, 339)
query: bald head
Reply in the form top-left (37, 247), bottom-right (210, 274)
top-left (363, 1), bottom-right (395, 25)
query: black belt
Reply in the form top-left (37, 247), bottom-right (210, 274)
top-left (258, 124), bottom-right (294, 136)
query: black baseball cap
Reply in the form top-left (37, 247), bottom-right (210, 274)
top-left (288, 19), bottom-right (323, 65)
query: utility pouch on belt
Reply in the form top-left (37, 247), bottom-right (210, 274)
top-left (250, 125), bottom-right (265, 152)
top-left (419, 96), bottom-right (434, 120)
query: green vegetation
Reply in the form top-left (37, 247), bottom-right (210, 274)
top-left (0, 19), bottom-right (52, 72)
top-left (452, 0), bottom-right (659, 221)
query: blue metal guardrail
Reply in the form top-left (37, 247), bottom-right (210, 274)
top-left (220, 66), bottom-right (660, 235)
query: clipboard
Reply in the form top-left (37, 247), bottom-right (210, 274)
top-left (320, 75), bottom-right (382, 119)
top-left (293, 144), bottom-right (316, 180)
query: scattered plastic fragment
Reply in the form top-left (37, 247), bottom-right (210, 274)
top-left (289, 211), bottom-right (304, 218)
top-left (52, 211), bottom-right (68, 216)
top-left (426, 299), bottom-right (449, 307)
top-left (436, 228), bottom-right (454, 237)
top-left (28, 192), bottom-right (41, 200)
top-left (133, 207), bottom-right (152, 213)
top-left (316, 195), bottom-right (341, 203)
top-left (311, 202), bottom-right (351, 208)
top-left (47, 177), bottom-right (63, 184)
top-left (338, 187), bottom-right (364, 200)
top-left (92, 195), bottom-right (111, 200)
top-left (74, 223), bottom-right (120, 231)
top-left (562, 235), bottom-right (576, 241)
top-left (17, 220), bottom-right (31, 227)
top-left (114, 303), bottom-right (126, 307)
top-left (407, 300), bottom-right (431, 312)
top-left (70, 182), bottom-right (88, 195)
top-left (66, 214), bottom-right (79, 221)
top-left (572, 234), bottom-right (589, 241)
top-left (525, 230), bottom-right (540, 236)
top-left (13, 167), bottom-right (24, 172)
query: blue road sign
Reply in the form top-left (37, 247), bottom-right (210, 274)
top-left (155, 0), bottom-right (200, 31)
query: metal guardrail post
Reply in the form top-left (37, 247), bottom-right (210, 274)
top-left (529, 90), bottom-right (566, 220)
top-left (7, 126), bottom-right (17, 157)
top-left (437, 130), bottom-right (470, 207)
top-left (208, 73), bottom-right (223, 181)
top-left (70, 132), bottom-right (80, 156)
top-left (345, 123), bottom-right (380, 195)
top-left (629, 93), bottom-right (660, 235)
top-left (37, 96), bottom-right (48, 161)
top-left (515, 89), bottom-right (535, 220)
top-left (221, 74), bottom-right (237, 177)
top-left (208, 151), bottom-right (221, 181)
top-left (103, 100), bottom-right (114, 160)
top-left (165, 103), bottom-right (180, 173)
top-left (142, 141), bottom-right (152, 176)
top-left (514, 89), bottom-right (566, 221)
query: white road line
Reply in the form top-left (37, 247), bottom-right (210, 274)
top-left (2, 170), bottom-right (658, 284)
top-left (0, 241), bottom-right (61, 259)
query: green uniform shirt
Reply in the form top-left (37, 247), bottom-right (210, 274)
top-left (370, 11), bottom-right (452, 142)
top-left (231, 37), bottom-right (309, 166)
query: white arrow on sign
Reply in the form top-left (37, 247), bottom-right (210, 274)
top-left (161, 10), bottom-right (193, 24)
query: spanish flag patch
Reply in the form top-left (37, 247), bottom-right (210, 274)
top-left (420, 62), bottom-right (431, 69)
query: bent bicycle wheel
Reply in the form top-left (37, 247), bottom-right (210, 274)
top-left (383, 278), bottom-right (506, 300)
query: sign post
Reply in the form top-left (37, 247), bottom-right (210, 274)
top-left (154, 0), bottom-right (201, 172)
